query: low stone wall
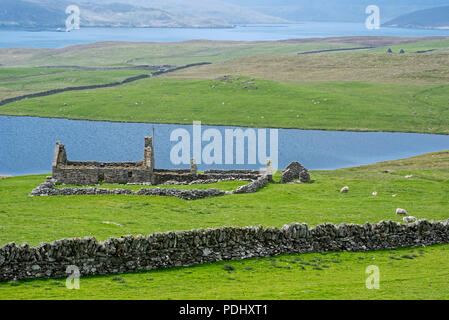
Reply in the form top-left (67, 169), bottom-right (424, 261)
top-left (30, 180), bottom-right (226, 200)
top-left (1, 219), bottom-right (448, 282)
top-left (50, 169), bottom-right (261, 186)
top-left (0, 74), bottom-right (150, 106)
top-left (205, 170), bottom-right (261, 174)
top-left (160, 177), bottom-right (254, 185)
top-left (233, 175), bottom-right (272, 194)
top-left (37, 65), bottom-right (171, 71)
top-left (53, 166), bottom-right (262, 186)
top-left (29, 175), bottom-right (270, 200)
top-left (53, 167), bottom-right (155, 185)
top-left (66, 161), bottom-right (144, 168)
top-left (297, 46), bottom-right (375, 55)
top-left (0, 62), bottom-right (211, 107)
top-left (153, 173), bottom-right (261, 185)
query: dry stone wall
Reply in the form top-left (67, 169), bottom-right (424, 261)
top-left (1, 219), bottom-right (449, 282)
top-left (0, 63), bottom-right (211, 107)
top-left (30, 175), bottom-right (270, 200)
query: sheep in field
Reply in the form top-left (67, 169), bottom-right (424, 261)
top-left (403, 216), bottom-right (417, 223)
top-left (396, 208), bottom-right (408, 216)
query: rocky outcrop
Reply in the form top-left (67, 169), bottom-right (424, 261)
top-left (1, 219), bottom-right (448, 282)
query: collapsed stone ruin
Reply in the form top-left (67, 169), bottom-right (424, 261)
top-left (32, 137), bottom-right (312, 200)
top-left (52, 137), bottom-right (263, 185)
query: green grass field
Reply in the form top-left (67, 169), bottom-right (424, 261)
top-left (0, 67), bottom-right (151, 100)
top-left (0, 151), bottom-right (448, 299)
top-left (167, 51), bottom-right (449, 83)
top-left (1, 37), bottom-right (446, 68)
top-left (1, 37), bottom-right (449, 300)
top-left (366, 38), bottom-right (449, 53)
top-left (2, 77), bottom-right (449, 134)
top-left (0, 40), bottom-right (371, 67)
top-left (1, 37), bottom-right (448, 135)
top-left (2, 151), bottom-right (449, 246)
top-left (1, 245), bottom-right (449, 300)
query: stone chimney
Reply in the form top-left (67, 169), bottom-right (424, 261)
top-left (52, 142), bottom-right (67, 169)
top-left (190, 158), bottom-right (198, 175)
top-left (144, 136), bottom-right (155, 172)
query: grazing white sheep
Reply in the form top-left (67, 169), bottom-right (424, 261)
top-left (403, 216), bottom-right (417, 223)
top-left (102, 221), bottom-right (124, 227)
top-left (396, 208), bottom-right (408, 216)
top-left (405, 175), bottom-right (413, 179)
top-left (372, 191), bottom-right (378, 196)
top-left (340, 186), bottom-right (349, 193)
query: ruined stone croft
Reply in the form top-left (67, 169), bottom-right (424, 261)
top-left (52, 137), bottom-right (263, 185)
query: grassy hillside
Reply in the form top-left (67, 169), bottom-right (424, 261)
top-left (222, 0), bottom-right (449, 23)
top-left (0, 67), bottom-right (151, 100)
top-left (2, 0), bottom-right (287, 30)
top-left (1, 38), bottom-right (448, 134)
top-left (2, 77), bottom-right (449, 134)
top-left (0, 0), bottom-right (65, 30)
top-left (2, 37), bottom-right (446, 68)
top-left (384, 6), bottom-right (449, 29)
top-left (0, 151), bottom-right (448, 299)
top-left (0, 40), bottom-right (358, 67)
top-left (1, 151), bottom-right (448, 246)
top-left (167, 51), bottom-right (449, 83)
top-left (367, 38), bottom-right (449, 53)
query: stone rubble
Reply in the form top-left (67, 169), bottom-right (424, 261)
top-left (232, 175), bottom-right (272, 194)
top-left (161, 178), bottom-right (254, 186)
top-left (30, 176), bottom-right (272, 200)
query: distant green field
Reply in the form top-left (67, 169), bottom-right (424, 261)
top-left (0, 151), bottom-right (448, 300)
top-left (2, 77), bottom-right (449, 134)
top-left (367, 38), bottom-right (449, 53)
top-left (167, 51), bottom-right (449, 83)
top-left (0, 41), bottom-right (358, 67)
top-left (1, 38), bottom-right (446, 69)
top-left (0, 67), bottom-right (150, 101)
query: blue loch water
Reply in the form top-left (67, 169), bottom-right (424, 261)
top-left (1, 116), bottom-right (449, 176)
top-left (1, 23), bottom-right (449, 48)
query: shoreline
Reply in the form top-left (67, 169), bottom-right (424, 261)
top-left (1, 113), bottom-right (449, 137)
top-left (2, 149), bottom-right (449, 179)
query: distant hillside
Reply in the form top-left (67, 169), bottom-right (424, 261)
top-left (97, 0), bottom-right (289, 25)
top-left (384, 6), bottom-right (449, 29)
top-left (221, 0), bottom-right (449, 23)
top-left (0, 0), bottom-right (288, 30)
top-left (0, 0), bottom-right (66, 30)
